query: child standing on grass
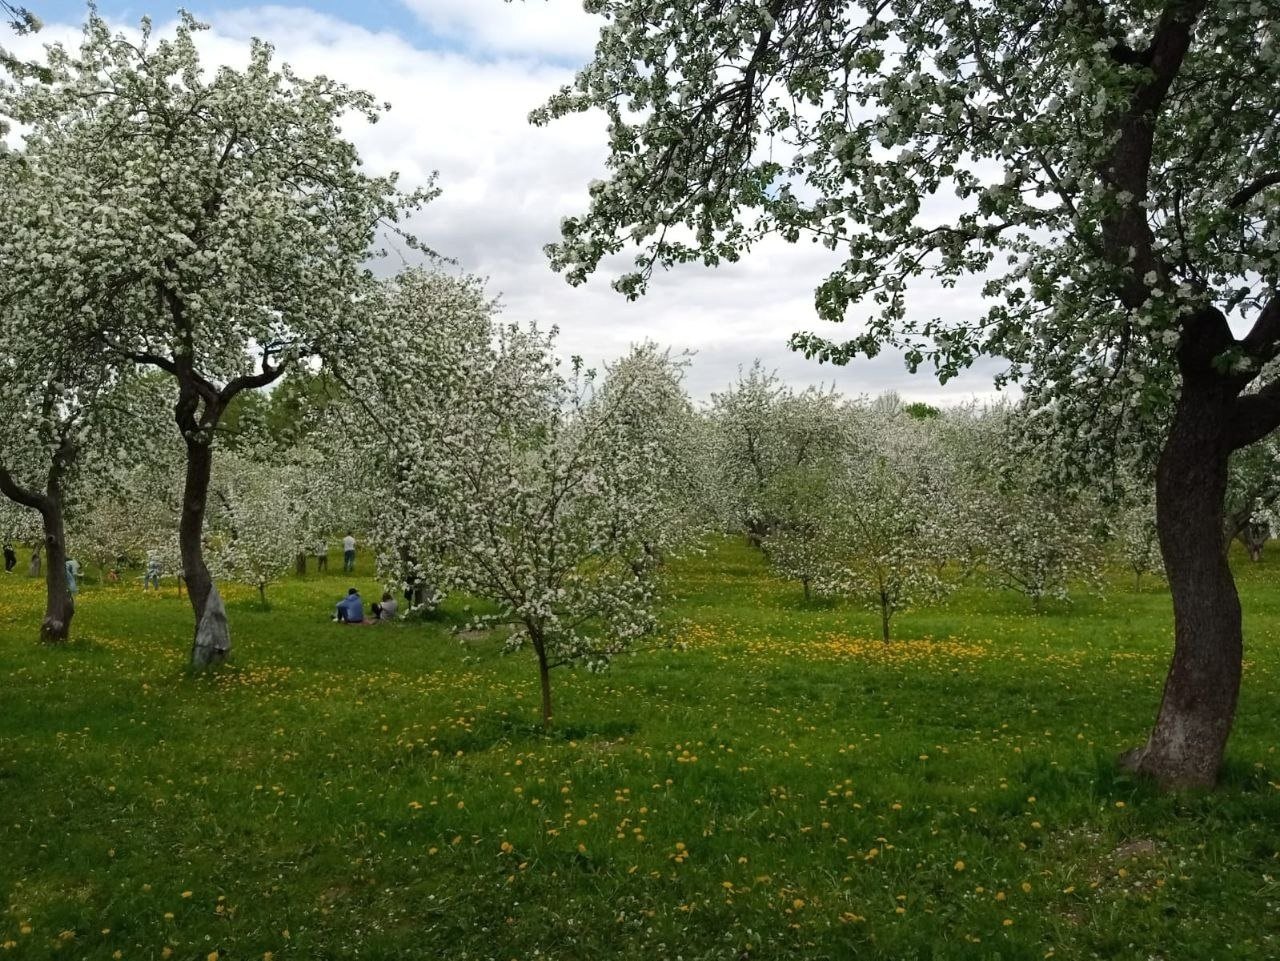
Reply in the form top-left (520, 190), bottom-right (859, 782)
top-left (144, 551), bottom-right (162, 590)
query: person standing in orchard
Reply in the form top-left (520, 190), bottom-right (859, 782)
top-left (343, 532), bottom-right (357, 573)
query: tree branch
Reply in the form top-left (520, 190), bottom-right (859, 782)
top-left (1240, 291), bottom-right (1280, 361)
top-left (1228, 171), bottom-right (1280, 209)
top-left (219, 356), bottom-right (288, 405)
top-left (1230, 381), bottom-right (1280, 450)
top-left (0, 458), bottom-right (49, 515)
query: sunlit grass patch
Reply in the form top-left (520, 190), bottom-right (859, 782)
top-left (0, 539), bottom-right (1278, 958)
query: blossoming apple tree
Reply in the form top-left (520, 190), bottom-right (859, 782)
top-left (0, 13), bottom-right (428, 664)
top-left (538, 0), bottom-right (1280, 787)
top-left (340, 271), bottom-right (702, 725)
top-left (813, 413), bottom-right (959, 641)
top-left (0, 317), bottom-right (153, 641)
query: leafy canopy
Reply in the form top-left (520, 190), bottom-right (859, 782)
top-left (537, 1), bottom-right (1280, 454)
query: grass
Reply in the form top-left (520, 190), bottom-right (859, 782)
top-left (1, 538), bottom-right (1279, 960)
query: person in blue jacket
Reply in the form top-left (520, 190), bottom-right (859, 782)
top-left (333, 587), bottom-right (364, 623)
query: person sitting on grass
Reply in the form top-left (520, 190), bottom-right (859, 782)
top-left (372, 592), bottom-right (398, 622)
top-left (333, 587), bottom-right (365, 624)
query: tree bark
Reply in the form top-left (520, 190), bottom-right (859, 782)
top-left (295, 552), bottom-right (307, 576)
top-left (531, 630), bottom-right (553, 728)
top-left (879, 594), bottom-right (891, 645)
top-left (1122, 384), bottom-right (1240, 789)
top-left (38, 501), bottom-right (73, 644)
top-left (0, 461), bottom-right (74, 644)
top-left (180, 436), bottom-right (225, 664)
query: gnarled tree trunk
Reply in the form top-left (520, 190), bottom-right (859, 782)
top-left (1123, 383), bottom-right (1240, 789)
top-left (0, 459), bottom-right (75, 644)
top-left (180, 436), bottom-right (228, 666)
top-left (39, 500), bottom-right (74, 644)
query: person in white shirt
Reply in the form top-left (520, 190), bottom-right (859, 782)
top-left (372, 592), bottom-right (398, 621)
top-left (342, 532), bottom-right (356, 572)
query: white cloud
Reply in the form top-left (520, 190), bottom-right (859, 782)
top-left (398, 0), bottom-right (602, 60)
top-left (8, 4), bottom-right (1009, 404)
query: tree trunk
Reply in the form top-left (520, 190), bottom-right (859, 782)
top-left (295, 552), bottom-right (307, 576)
top-left (532, 631), bottom-right (553, 728)
top-left (879, 594), bottom-right (891, 645)
top-left (802, 577), bottom-right (810, 601)
top-left (180, 437), bottom-right (227, 665)
top-left (258, 583), bottom-right (268, 608)
top-left (38, 500), bottom-right (73, 644)
top-left (1122, 387), bottom-right (1240, 789)
top-left (0, 459), bottom-right (73, 644)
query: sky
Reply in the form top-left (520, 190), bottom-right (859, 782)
top-left (16, 0), bottom-right (1009, 403)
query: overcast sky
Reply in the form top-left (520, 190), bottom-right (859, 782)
top-left (20, 0), bottom-right (1009, 403)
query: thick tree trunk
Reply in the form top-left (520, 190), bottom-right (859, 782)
top-left (0, 460), bottom-right (73, 644)
top-left (1122, 387), bottom-right (1240, 789)
top-left (295, 552), bottom-right (307, 576)
top-left (180, 438), bottom-right (229, 665)
top-left (38, 501), bottom-right (73, 644)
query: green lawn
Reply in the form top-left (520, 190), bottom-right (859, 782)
top-left (2, 539), bottom-right (1279, 960)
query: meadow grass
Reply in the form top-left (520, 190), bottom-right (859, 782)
top-left (1, 538), bottom-right (1279, 960)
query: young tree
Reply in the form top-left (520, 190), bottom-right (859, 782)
top-left (447, 335), bottom-right (693, 726)
top-left (707, 365), bottom-right (847, 545)
top-left (328, 270), bottom-right (500, 612)
top-left (346, 276), bottom-right (700, 726)
top-left (537, 1), bottom-right (1280, 786)
top-left (0, 13), bottom-right (427, 664)
top-left (1222, 439), bottom-right (1280, 561)
top-left (982, 487), bottom-right (1104, 612)
top-left (207, 451), bottom-right (303, 608)
top-left (954, 408), bottom-right (1106, 610)
top-left (815, 414), bottom-right (957, 641)
top-left (761, 464), bottom-right (840, 601)
top-left (1116, 493), bottom-right (1165, 590)
top-left (594, 343), bottom-right (708, 577)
